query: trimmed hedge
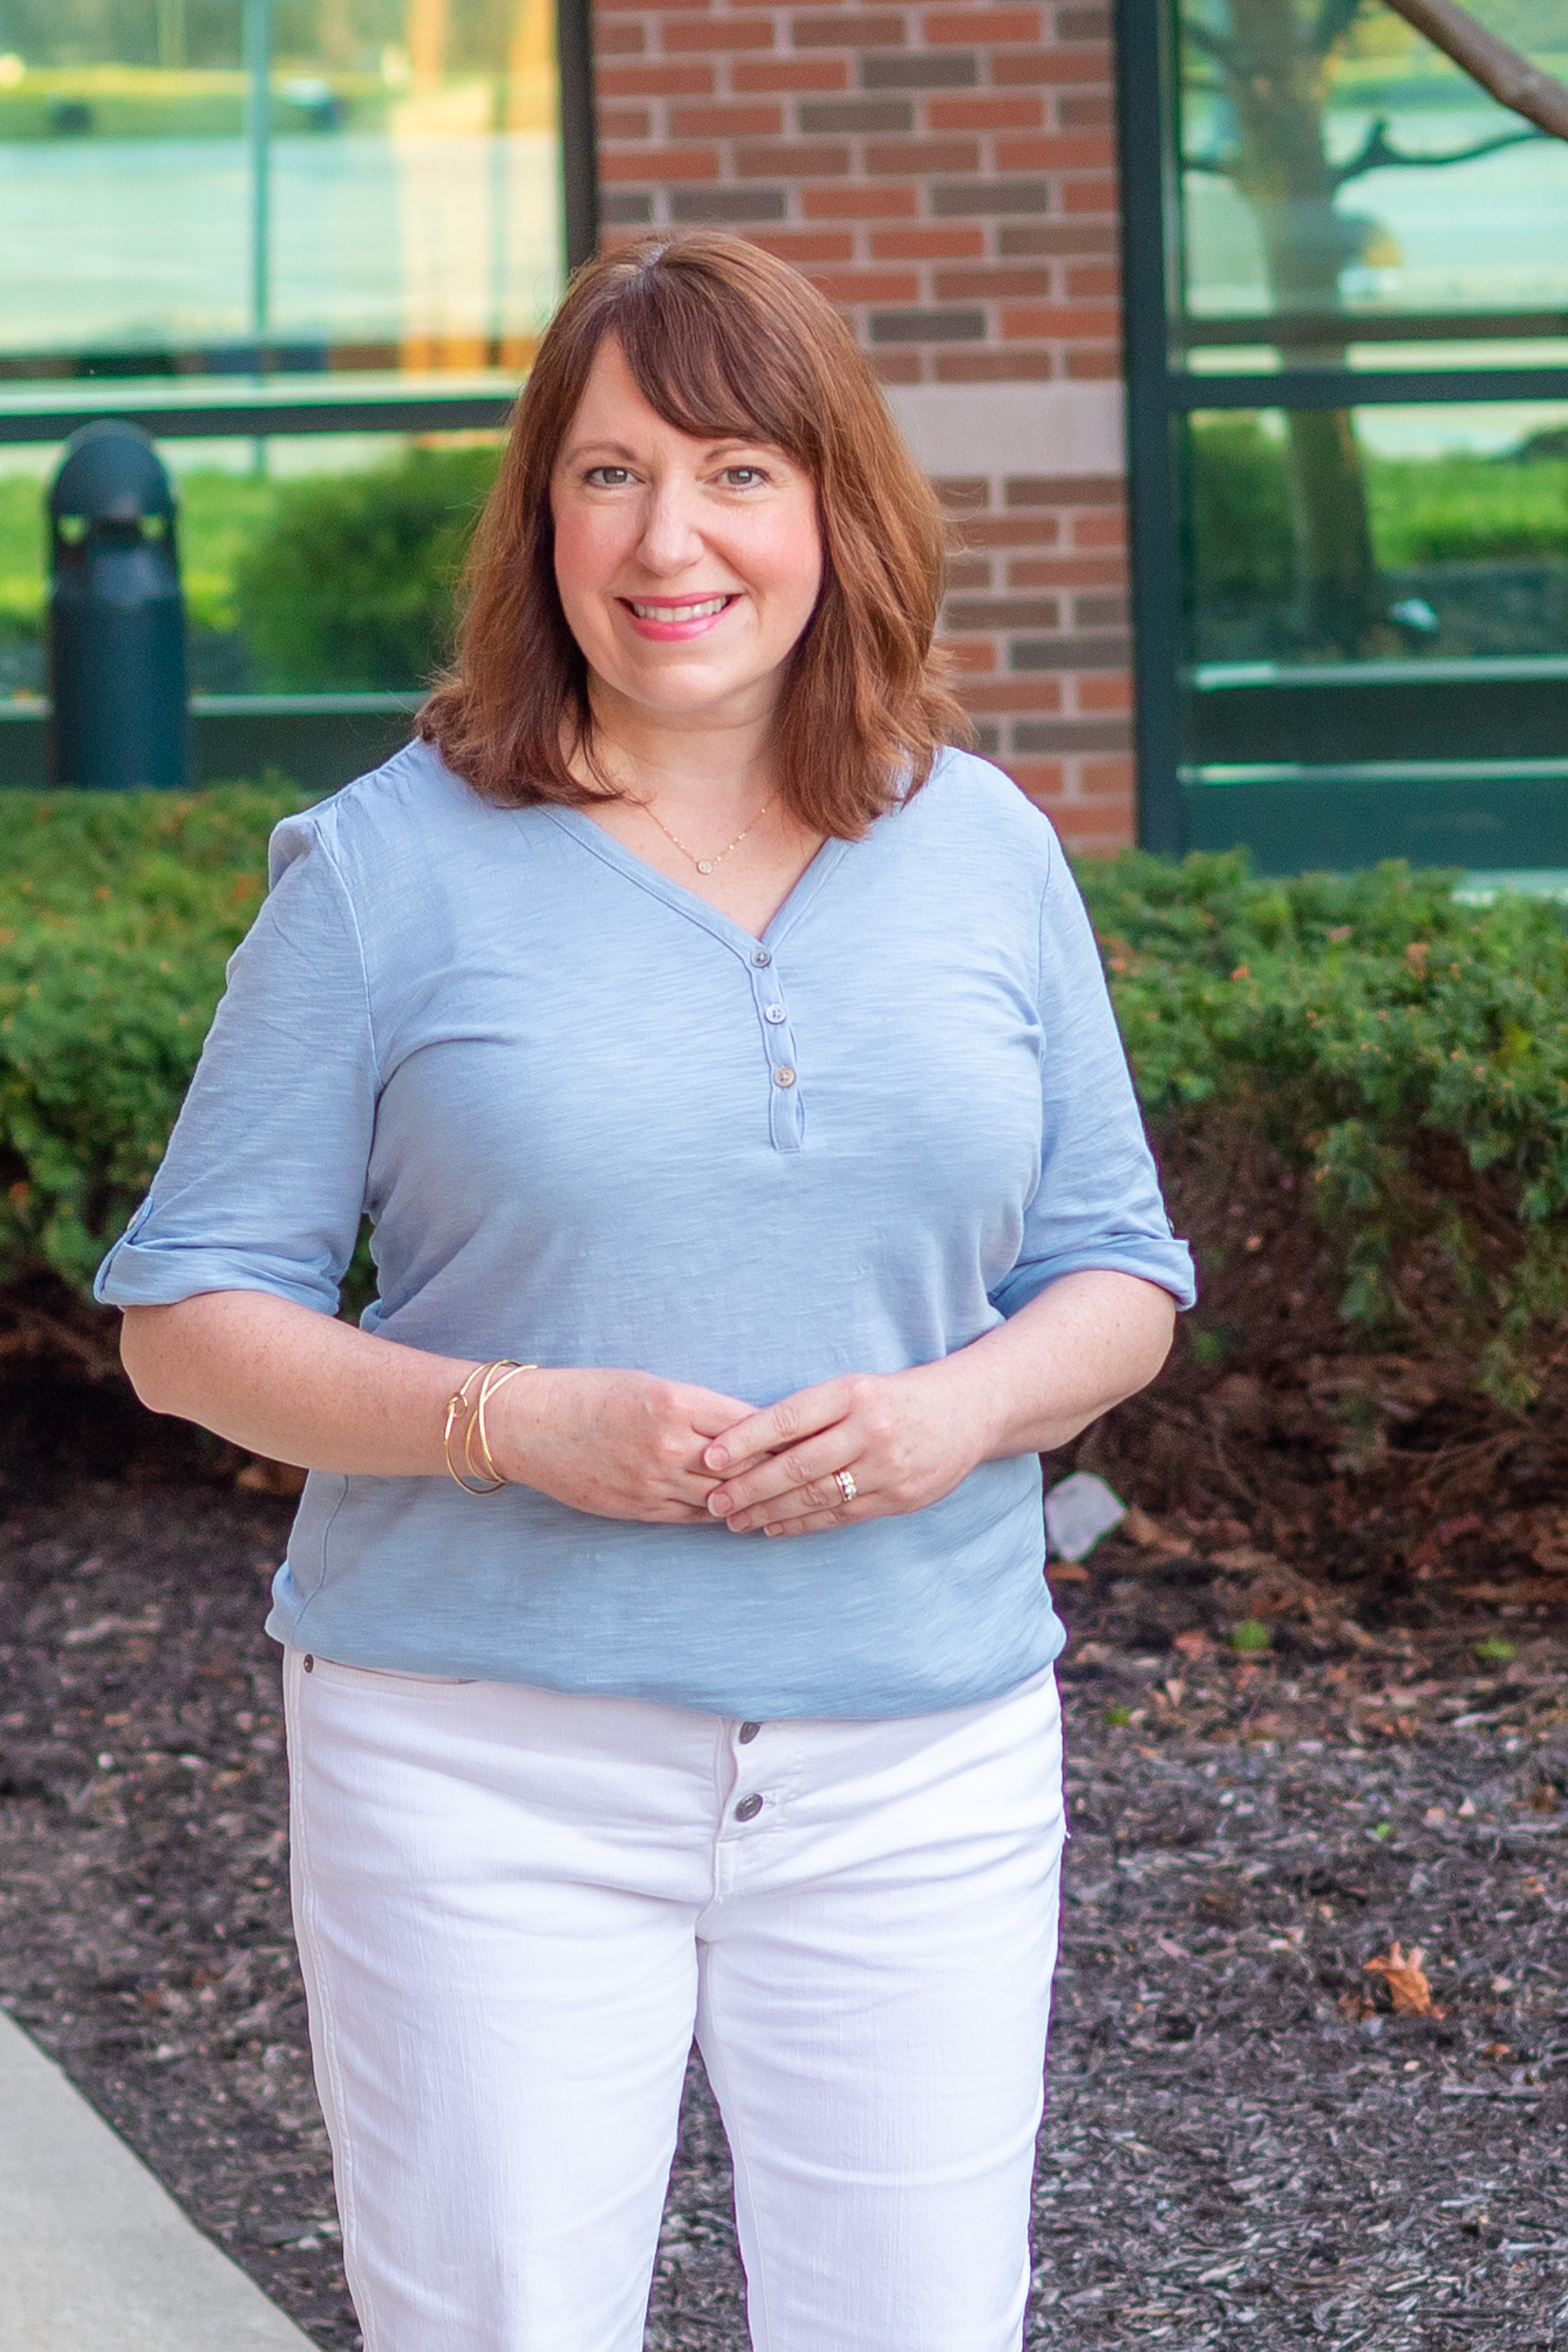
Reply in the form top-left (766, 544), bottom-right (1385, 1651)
top-left (233, 445), bottom-right (503, 691)
top-left (1079, 853), bottom-right (1568, 1410)
top-left (0, 785), bottom-right (306, 1295)
top-left (4, 793), bottom-right (1568, 1426)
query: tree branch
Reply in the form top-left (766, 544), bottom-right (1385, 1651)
top-left (1382, 0), bottom-right (1568, 142)
top-left (1182, 18), bottom-right (1238, 71)
top-left (1331, 110), bottom-right (1542, 184)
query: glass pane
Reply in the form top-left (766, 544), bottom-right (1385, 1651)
top-left (1176, 0), bottom-right (1568, 350)
top-left (1181, 401), bottom-right (1568, 764)
top-left (0, 3), bottom-right (562, 389)
top-left (0, 429), bottom-right (504, 701)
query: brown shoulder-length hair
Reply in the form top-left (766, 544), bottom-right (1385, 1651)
top-left (419, 232), bottom-right (968, 837)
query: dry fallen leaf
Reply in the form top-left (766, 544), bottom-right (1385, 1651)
top-left (1364, 1941), bottom-right (1444, 2017)
top-left (1121, 1504), bottom-right (1194, 1556)
top-left (1456, 1580), bottom-right (1566, 1604)
top-left (1526, 1510), bottom-right (1568, 1573)
top-left (1213, 1544), bottom-right (1282, 1575)
top-left (1046, 1560), bottom-right (1090, 1585)
top-left (1338, 1991), bottom-right (1376, 2021)
top-left (1173, 1628), bottom-right (1212, 1662)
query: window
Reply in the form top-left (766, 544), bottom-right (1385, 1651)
top-left (1117, 0), bottom-right (1568, 875)
top-left (0, 1), bottom-right (595, 747)
top-left (0, 0), bottom-right (590, 394)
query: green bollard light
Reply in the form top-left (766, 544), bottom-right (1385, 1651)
top-left (48, 420), bottom-right (192, 791)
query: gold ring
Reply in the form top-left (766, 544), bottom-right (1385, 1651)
top-left (834, 1468), bottom-right (858, 1505)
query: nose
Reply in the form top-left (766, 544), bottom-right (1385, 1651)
top-left (635, 477), bottom-right (708, 578)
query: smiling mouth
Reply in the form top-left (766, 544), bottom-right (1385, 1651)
top-left (624, 594), bottom-right (736, 622)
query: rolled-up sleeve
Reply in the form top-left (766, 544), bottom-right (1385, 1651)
top-left (94, 813), bottom-right (377, 1315)
top-left (989, 839), bottom-right (1196, 1318)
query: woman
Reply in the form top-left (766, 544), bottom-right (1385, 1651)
top-left (99, 233), bottom-right (1195, 2352)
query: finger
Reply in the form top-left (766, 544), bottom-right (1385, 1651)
top-left (702, 1382), bottom-right (851, 1477)
top-left (680, 1389), bottom-right (763, 1438)
top-left (760, 1502), bottom-right (865, 1539)
top-left (709, 1441), bottom-right (853, 1520)
top-left (723, 1469), bottom-right (863, 1532)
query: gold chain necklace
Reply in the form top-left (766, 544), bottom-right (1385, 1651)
top-left (639, 795), bottom-right (774, 877)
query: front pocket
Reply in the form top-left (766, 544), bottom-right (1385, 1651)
top-left (298, 1653), bottom-right (478, 1692)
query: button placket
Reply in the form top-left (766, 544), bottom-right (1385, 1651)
top-left (725, 1718), bottom-right (769, 1828)
top-left (751, 955), bottom-right (803, 1154)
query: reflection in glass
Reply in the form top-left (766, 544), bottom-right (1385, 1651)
top-left (1175, 3), bottom-right (1568, 661)
top-left (1184, 402), bottom-right (1568, 665)
top-left (1180, 402), bottom-right (1568, 794)
top-left (0, 430), bottom-right (505, 698)
top-left (1178, 0), bottom-right (1568, 330)
top-left (0, 1), bottom-right (562, 383)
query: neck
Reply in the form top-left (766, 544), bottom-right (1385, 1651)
top-left (581, 679), bottom-right (780, 818)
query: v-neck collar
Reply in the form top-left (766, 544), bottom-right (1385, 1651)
top-left (539, 804), bottom-right (852, 961)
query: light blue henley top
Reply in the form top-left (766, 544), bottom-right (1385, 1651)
top-left (96, 739), bottom-right (1195, 1718)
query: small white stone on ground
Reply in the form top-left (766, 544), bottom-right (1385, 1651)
top-left (1044, 1472), bottom-right (1127, 1562)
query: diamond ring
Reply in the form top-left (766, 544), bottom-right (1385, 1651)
top-left (834, 1469), bottom-right (858, 1505)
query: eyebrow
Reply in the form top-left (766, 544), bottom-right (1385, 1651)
top-left (559, 432), bottom-right (782, 467)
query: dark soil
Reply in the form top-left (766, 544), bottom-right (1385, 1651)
top-left (2, 1474), bottom-right (1566, 2351)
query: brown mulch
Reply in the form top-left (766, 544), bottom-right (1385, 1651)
top-left (2, 1442), bottom-right (1566, 2352)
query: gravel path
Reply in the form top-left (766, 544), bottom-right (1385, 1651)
top-left (1, 1482), bottom-right (1564, 2349)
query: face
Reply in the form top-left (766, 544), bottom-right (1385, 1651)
top-left (550, 335), bottom-right (824, 734)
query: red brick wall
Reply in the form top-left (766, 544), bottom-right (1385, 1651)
top-left (592, 0), bottom-right (1135, 853)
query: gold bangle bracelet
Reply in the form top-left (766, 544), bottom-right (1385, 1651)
top-left (468, 1359), bottom-right (538, 1488)
top-left (443, 1360), bottom-right (538, 1495)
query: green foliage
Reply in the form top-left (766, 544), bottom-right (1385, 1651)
top-left (176, 468), bottom-right (288, 638)
top-left (1187, 416), bottom-right (1294, 608)
top-left (1230, 1619), bottom-right (1272, 1654)
top-left (0, 444), bottom-right (502, 678)
top-left (1186, 422), bottom-right (1568, 609)
top-left (0, 783), bottom-right (307, 1293)
top-left (1367, 455), bottom-right (1568, 568)
top-left (233, 444), bottom-right (504, 690)
top-left (1080, 850), bottom-right (1568, 1409)
top-left (0, 469), bottom-right (47, 638)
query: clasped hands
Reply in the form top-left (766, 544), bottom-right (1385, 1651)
top-left (489, 1361), bottom-right (994, 1538)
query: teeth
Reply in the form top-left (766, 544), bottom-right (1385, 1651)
top-left (629, 596), bottom-right (730, 621)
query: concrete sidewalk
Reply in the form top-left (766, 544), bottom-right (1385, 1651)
top-left (0, 2005), bottom-right (317, 2352)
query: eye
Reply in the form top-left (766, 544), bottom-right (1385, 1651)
top-left (583, 465), bottom-right (634, 487)
top-left (720, 465), bottom-right (769, 488)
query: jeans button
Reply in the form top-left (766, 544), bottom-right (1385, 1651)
top-left (738, 1721), bottom-right (762, 1743)
top-left (735, 1793), bottom-right (763, 1822)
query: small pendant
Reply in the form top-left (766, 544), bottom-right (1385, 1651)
top-left (697, 859), bottom-right (715, 874)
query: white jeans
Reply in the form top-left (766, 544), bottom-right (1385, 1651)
top-left (283, 1649), bottom-right (1064, 2352)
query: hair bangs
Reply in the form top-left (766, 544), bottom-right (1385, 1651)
top-left (614, 271), bottom-right (815, 464)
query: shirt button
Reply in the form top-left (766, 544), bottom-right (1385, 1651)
top-left (764, 1004), bottom-right (787, 1023)
top-left (735, 1792), bottom-right (764, 1821)
top-left (773, 1066), bottom-right (795, 1088)
top-left (752, 947), bottom-right (772, 966)
top-left (738, 1721), bottom-right (762, 1744)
